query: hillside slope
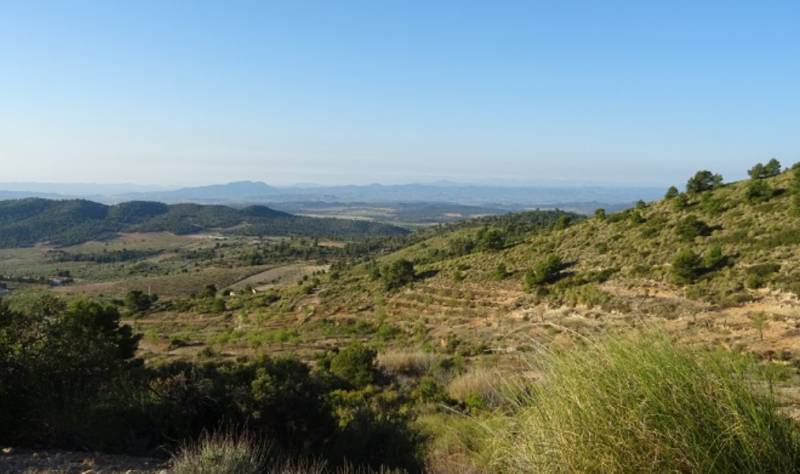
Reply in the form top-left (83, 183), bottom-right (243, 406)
top-left (0, 198), bottom-right (409, 247)
top-left (271, 165), bottom-right (800, 362)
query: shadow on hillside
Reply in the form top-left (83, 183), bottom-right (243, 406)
top-left (415, 269), bottom-right (440, 281)
top-left (554, 260), bottom-right (579, 282)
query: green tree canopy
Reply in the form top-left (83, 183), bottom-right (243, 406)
top-left (594, 208), bottom-right (606, 220)
top-left (665, 186), bottom-right (680, 199)
top-left (476, 228), bottom-right (506, 251)
top-left (382, 259), bottom-right (416, 290)
top-left (748, 159), bottom-right (782, 179)
top-left (686, 170), bottom-right (723, 194)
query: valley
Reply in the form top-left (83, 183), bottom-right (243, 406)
top-left (4, 165), bottom-right (800, 472)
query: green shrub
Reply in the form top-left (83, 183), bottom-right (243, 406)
top-left (211, 298), bottom-right (227, 313)
top-left (201, 284), bottom-right (218, 298)
top-left (329, 344), bottom-right (379, 388)
top-left (412, 376), bottom-right (452, 405)
top-left (125, 289), bottom-right (158, 312)
top-left (367, 261), bottom-right (382, 281)
top-left (672, 192), bottom-right (690, 210)
top-left (627, 211), bottom-right (645, 225)
top-left (747, 262), bottom-right (781, 278)
top-left (746, 263), bottom-right (781, 289)
top-left (676, 215), bottom-right (712, 241)
top-left (525, 255), bottom-right (565, 287)
top-left (671, 249), bottom-right (704, 283)
top-left (751, 228), bottom-right (800, 250)
top-left (448, 236), bottom-right (476, 257)
top-left (704, 245), bottom-right (727, 271)
top-left (553, 215), bottom-right (572, 230)
top-left (792, 167), bottom-right (800, 214)
top-left (249, 357), bottom-right (335, 451)
top-left (745, 179), bottom-right (775, 203)
top-left (476, 228), bottom-right (506, 251)
top-left (381, 259), bottom-right (415, 290)
top-left (483, 333), bottom-right (800, 473)
top-left (493, 263), bottom-right (509, 280)
top-left (328, 385), bottom-right (423, 470)
top-left (700, 193), bottom-right (727, 214)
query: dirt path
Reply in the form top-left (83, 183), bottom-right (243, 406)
top-left (0, 448), bottom-right (166, 473)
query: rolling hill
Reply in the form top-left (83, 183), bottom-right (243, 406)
top-left (0, 198), bottom-right (409, 247)
top-left (266, 164), bottom-right (800, 362)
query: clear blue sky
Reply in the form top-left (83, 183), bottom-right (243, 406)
top-left (1, 1), bottom-right (798, 186)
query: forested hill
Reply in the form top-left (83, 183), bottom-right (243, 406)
top-left (0, 198), bottom-right (409, 247)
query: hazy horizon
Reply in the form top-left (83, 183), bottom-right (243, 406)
top-left (2, 1), bottom-right (798, 186)
top-left (0, 178), bottom-right (670, 190)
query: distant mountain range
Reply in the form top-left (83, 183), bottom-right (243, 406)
top-left (0, 181), bottom-right (665, 209)
top-left (0, 198), bottom-right (408, 247)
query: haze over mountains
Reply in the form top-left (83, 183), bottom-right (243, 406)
top-left (0, 180), bottom-right (664, 212)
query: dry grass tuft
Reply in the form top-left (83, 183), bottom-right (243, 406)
top-left (377, 350), bottom-right (441, 377)
top-left (446, 368), bottom-right (505, 409)
top-left (171, 429), bottom-right (266, 474)
top-left (483, 332), bottom-right (800, 473)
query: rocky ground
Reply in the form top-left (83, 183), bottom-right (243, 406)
top-left (0, 448), bottom-right (166, 474)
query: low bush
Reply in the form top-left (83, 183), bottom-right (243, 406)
top-left (328, 343), bottom-right (379, 388)
top-left (745, 179), bottom-right (776, 203)
top-left (381, 259), bottom-right (415, 290)
top-left (525, 255), bottom-right (565, 287)
top-left (746, 262), bottom-right (781, 289)
top-left (676, 215), bottom-right (712, 241)
top-left (476, 227), bottom-right (506, 251)
top-left (671, 249), bottom-right (704, 283)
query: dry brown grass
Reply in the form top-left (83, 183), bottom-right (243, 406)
top-left (446, 368), bottom-right (505, 408)
top-left (377, 350), bottom-right (441, 377)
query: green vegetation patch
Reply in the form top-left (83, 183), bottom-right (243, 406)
top-left (481, 333), bottom-right (800, 473)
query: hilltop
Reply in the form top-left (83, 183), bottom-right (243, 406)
top-left (0, 198), bottom-right (409, 247)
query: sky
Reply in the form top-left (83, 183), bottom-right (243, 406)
top-left (1, 1), bottom-right (798, 187)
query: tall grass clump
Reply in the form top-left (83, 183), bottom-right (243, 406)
top-left (378, 350), bottom-right (441, 377)
top-left (171, 429), bottom-right (267, 474)
top-left (170, 429), bottom-right (409, 474)
top-left (485, 332), bottom-right (800, 473)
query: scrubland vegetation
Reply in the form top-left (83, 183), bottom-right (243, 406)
top-left (6, 161), bottom-right (800, 472)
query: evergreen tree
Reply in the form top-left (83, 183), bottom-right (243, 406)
top-left (686, 170), bottom-right (723, 194)
top-left (664, 186), bottom-right (679, 199)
